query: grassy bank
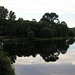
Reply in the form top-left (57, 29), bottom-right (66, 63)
top-left (1, 36), bottom-right (74, 42)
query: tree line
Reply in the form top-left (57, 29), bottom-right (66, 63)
top-left (0, 6), bottom-right (75, 38)
top-left (70, 27), bottom-right (75, 35)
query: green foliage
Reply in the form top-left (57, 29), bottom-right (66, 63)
top-left (0, 51), bottom-right (15, 75)
top-left (41, 27), bottom-right (54, 38)
top-left (70, 27), bottom-right (75, 36)
top-left (8, 11), bottom-right (16, 20)
top-left (0, 6), bottom-right (8, 19)
top-left (27, 31), bottom-right (34, 40)
top-left (0, 6), bottom-right (74, 38)
top-left (40, 12), bottom-right (59, 23)
top-left (0, 6), bottom-right (16, 20)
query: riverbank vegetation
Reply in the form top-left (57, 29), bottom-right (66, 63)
top-left (0, 51), bottom-right (15, 75)
top-left (0, 6), bottom-right (75, 41)
top-left (70, 27), bottom-right (75, 35)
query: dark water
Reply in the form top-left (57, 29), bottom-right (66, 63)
top-left (2, 38), bottom-right (75, 75)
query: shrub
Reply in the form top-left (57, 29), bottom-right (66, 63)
top-left (0, 51), bottom-right (15, 75)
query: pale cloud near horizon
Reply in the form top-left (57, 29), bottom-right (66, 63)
top-left (0, 0), bottom-right (75, 27)
top-left (1, 0), bottom-right (75, 13)
top-left (14, 49), bottom-right (75, 75)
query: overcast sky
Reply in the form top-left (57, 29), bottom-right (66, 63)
top-left (0, 0), bottom-right (75, 27)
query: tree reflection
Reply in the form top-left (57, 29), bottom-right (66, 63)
top-left (2, 38), bottom-right (75, 63)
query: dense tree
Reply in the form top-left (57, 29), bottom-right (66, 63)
top-left (40, 12), bottom-right (60, 24)
top-left (41, 27), bottom-right (54, 38)
top-left (0, 51), bottom-right (15, 75)
top-left (27, 31), bottom-right (34, 40)
top-left (18, 17), bottom-right (23, 21)
top-left (0, 6), bottom-right (74, 38)
top-left (60, 21), bottom-right (71, 37)
top-left (8, 11), bottom-right (16, 20)
top-left (0, 6), bottom-right (8, 19)
top-left (57, 25), bottom-right (63, 37)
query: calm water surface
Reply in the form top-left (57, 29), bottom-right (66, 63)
top-left (11, 39), bottom-right (75, 75)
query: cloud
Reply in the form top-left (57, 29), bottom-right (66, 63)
top-left (0, 0), bottom-right (75, 27)
top-left (15, 62), bottom-right (75, 75)
top-left (1, 0), bottom-right (75, 14)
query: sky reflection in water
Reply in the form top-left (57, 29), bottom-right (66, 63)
top-left (14, 42), bottom-right (75, 75)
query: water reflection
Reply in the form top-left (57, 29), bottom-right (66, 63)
top-left (2, 38), bottom-right (75, 63)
